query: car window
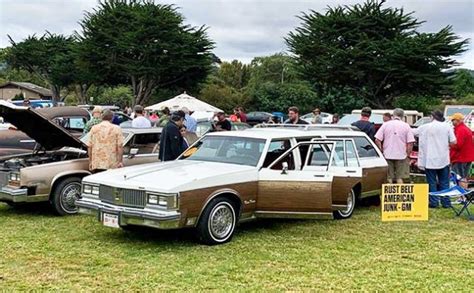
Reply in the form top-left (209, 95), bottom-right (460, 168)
top-left (130, 133), bottom-right (160, 154)
top-left (196, 121), bottom-right (212, 137)
top-left (296, 137), bottom-right (320, 166)
top-left (331, 141), bottom-right (345, 167)
top-left (307, 143), bottom-right (332, 166)
top-left (53, 116), bottom-right (87, 130)
top-left (262, 139), bottom-right (291, 168)
top-left (183, 136), bottom-right (266, 167)
top-left (328, 136), bottom-right (378, 158)
top-left (351, 136), bottom-right (379, 158)
top-left (346, 140), bottom-right (359, 167)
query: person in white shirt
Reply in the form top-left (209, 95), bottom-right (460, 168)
top-left (413, 110), bottom-right (456, 208)
top-left (131, 105), bottom-right (151, 128)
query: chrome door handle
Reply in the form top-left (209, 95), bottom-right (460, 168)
top-left (346, 170), bottom-right (357, 173)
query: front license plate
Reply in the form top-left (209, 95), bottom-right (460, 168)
top-left (103, 213), bottom-right (119, 228)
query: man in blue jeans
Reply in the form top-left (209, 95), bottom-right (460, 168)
top-left (413, 110), bottom-right (457, 208)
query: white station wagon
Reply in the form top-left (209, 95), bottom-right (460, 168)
top-left (77, 125), bottom-right (387, 245)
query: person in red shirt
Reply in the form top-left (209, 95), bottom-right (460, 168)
top-left (450, 113), bottom-right (474, 179)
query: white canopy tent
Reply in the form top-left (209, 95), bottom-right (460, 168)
top-left (145, 92), bottom-right (222, 114)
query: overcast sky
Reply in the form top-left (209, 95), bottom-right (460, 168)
top-left (0, 0), bottom-right (472, 68)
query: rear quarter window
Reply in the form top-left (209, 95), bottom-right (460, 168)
top-left (326, 135), bottom-right (379, 158)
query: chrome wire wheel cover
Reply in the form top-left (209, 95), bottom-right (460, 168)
top-left (208, 203), bottom-right (235, 241)
top-left (60, 182), bottom-right (81, 213)
top-left (341, 190), bottom-right (355, 216)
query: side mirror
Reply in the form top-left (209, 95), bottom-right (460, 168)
top-left (128, 148), bottom-right (139, 158)
top-left (281, 162), bottom-right (289, 175)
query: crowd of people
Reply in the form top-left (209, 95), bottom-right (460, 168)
top-left (352, 106), bottom-right (473, 208)
top-left (85, 102), bottom-right (473, 209)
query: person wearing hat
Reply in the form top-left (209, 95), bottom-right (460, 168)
top-left (450, 113), bottom-right (474, 180)
top-left (159, 110), bottom-right (186, 161)
top-left (182, 107), bottom-right (197, 133)
top-left (413, 110), bottom-right (456, 208)
top-left (83, 106), bottom-right (103, 134)
top-left (312, 108), bottom-right (322, 124)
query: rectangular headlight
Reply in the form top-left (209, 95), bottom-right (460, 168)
top-left (148, 194), bottom-right (158, 205)
top-left (83, 184), bottom-right (92, 194)
top-left (9, 172), bottom-right (20, 182)
top-left (92, 186), bottom-right (99, 195)
top-left (147, 193), bottom-right (178, 209)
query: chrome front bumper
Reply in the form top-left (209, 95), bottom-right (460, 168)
top-left (76, 198), bottom-right (182, 229)
top-left (0, 186), bottom-right (28, 202)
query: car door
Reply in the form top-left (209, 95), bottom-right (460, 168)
top-left (123, 132), bottom-right (160, 166)
top-left (308, 138), bottom-right (362, 209)
top-left (256, 139), bottom-right (362, 218)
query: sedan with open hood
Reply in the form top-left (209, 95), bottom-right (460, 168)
top-left (0, 101), bottom-right (163, 215)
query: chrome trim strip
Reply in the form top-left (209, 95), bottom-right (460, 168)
top-left (255, 210), bottom-right (333, 219)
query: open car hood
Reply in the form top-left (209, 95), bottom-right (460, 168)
top-left (0, 101), bottom-right (87, 151)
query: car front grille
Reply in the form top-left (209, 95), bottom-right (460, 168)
top-left (99, 185), bottom-right (147, 208)
top-left (0, 171), bottom-right (9, 186)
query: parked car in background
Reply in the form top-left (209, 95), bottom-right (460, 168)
top-left (0, 100), bottom-right (164, 215)
top-left (412, 116), bottom-right (431, 128)
top-left (301, 112), bottom-right (333, 124)
top-left (352, 109), bottom-right (423, 125)
top-left (338, 113), bottom-right (384, 132)
top-left (246, 111), bottom-right (275, 126)
top-left (195, 119), bottom-right (251, 137)
top-left (10, 99), bottom-right (58, 109)
top-left (0, 105), bottom-right (91, 156)
top-left (444, 105), bottom-right (474, 119)
top-left (77, 125), bottom-right (387, 245)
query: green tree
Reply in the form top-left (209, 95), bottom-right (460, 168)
top-left (94, 86), bottom-right (134, 108)
top-left (394, 95), bottom-right (441, 114)
top-left (286, 0), bottom-right (469, 108)
top-left (218, 60), bottom-right (251, 90)
top-left (245, 54), bottom-right (318, 113)
top-left (199, 60), bottom-right (253, 113)
top-left (452, 69), bottom-right (474, 98)
top-left (250, 81), bottom-right (317, 113)
top-left (5, 33), bottom-right (78, 101)
top-left (76, 0), bottom-right (214, 106)
top-left (200, 78), bottom-right (250, 113)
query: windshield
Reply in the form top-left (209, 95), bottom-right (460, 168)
top-left (183, 136), bottom-right (266, 167)
top-left (445, 107), bottom-right (474, 117)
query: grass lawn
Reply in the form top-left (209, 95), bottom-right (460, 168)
top-left (0, 202), bottom-right (472, 291)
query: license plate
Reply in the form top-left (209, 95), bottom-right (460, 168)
top-left (102, 213), bottom-right (119, 228)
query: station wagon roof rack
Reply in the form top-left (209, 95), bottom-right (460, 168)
top-left (254, 124), bottom-right (358, 131)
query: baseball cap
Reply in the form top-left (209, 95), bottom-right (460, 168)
top-left (450, 113), bottom-right (464, 121)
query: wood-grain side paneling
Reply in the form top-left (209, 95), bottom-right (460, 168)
top-left (362, 166), bottom-right (388, 193)
top-left (256, 181), bottom-right (332, 213)
top-left (332, 177), bottom-right (360, 205)
top-left (179, 182), bottom-right (258, 224)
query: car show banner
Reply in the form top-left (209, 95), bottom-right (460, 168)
top-left (381, 184), bottom-right (429, 222)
